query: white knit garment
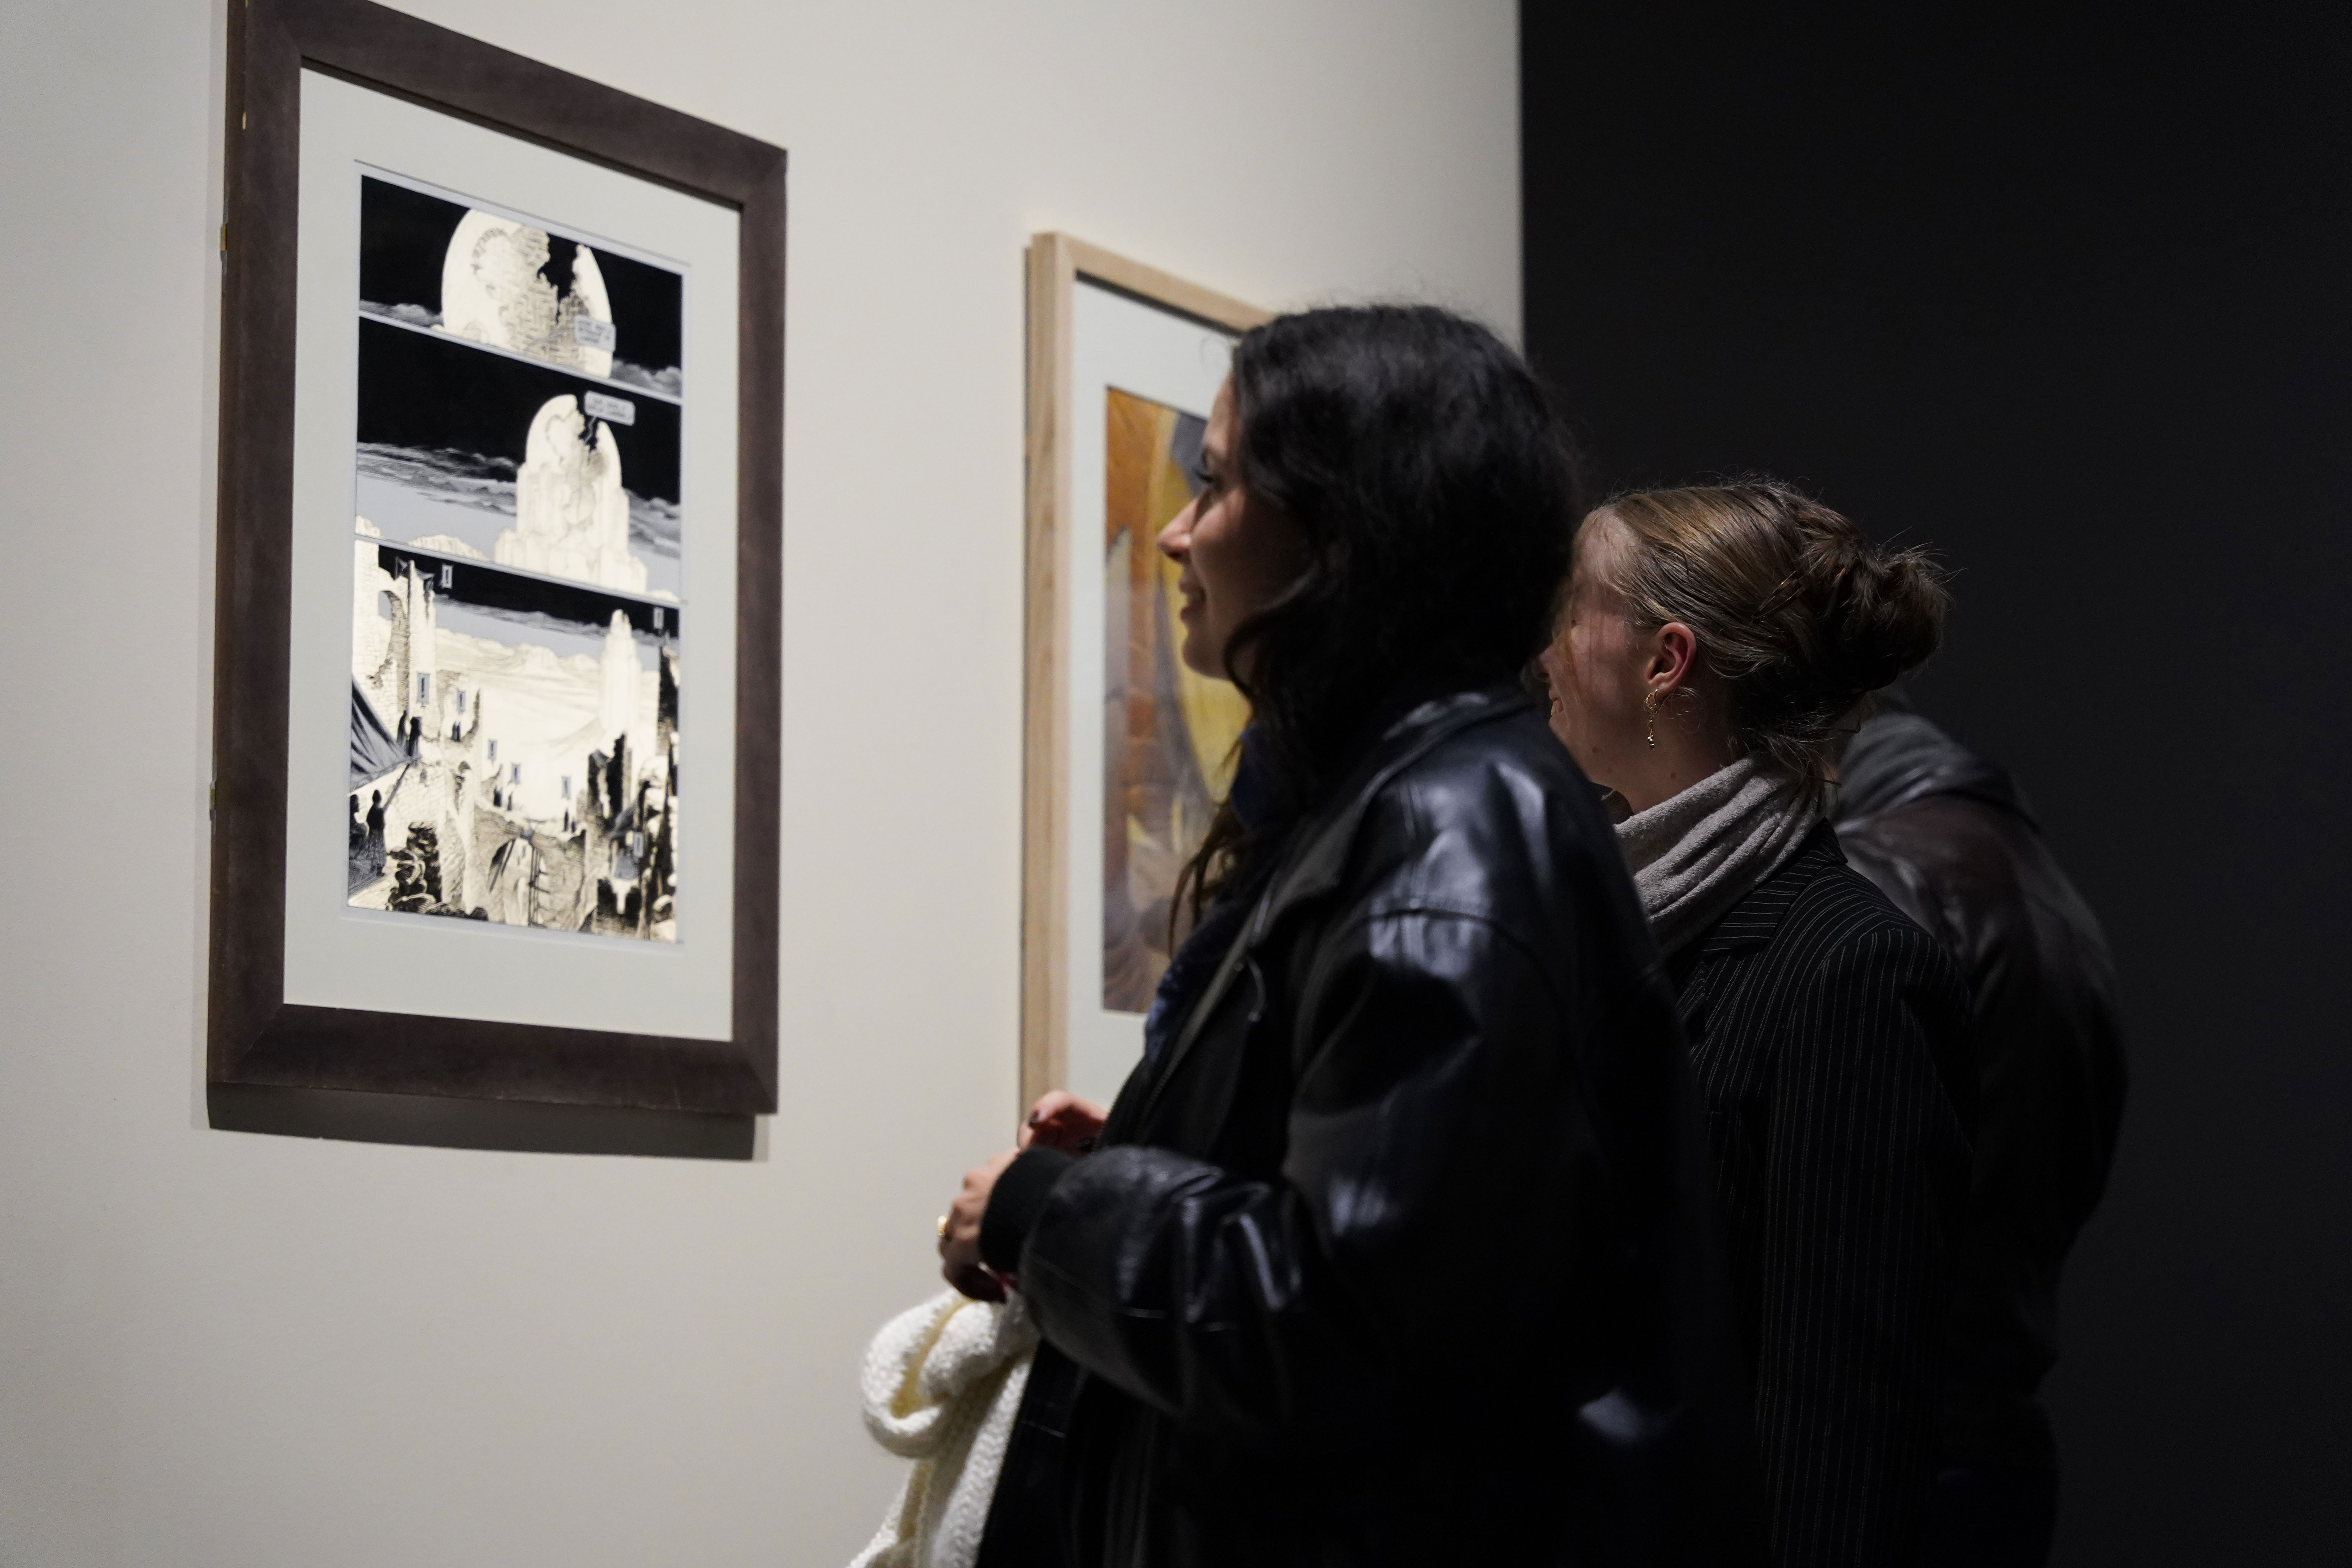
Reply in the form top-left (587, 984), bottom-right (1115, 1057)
top-left (848, 1291), bottom-right (1038, 1568)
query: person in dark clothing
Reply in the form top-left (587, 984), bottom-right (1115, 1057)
top-left (938, 307), bottom-right (1756, 1567)
top-left (1539, 480), bottom-right (1976, 1567)
top-left (361, 788), bottom-right (388, 879)
top-left (1835, 701), bottom-right (2127, 1568)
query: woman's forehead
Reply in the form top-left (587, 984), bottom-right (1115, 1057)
top-left (1206, 377), bottom-right (1236, 437)
top-left (1574, 510), bottom-right (1631, 584)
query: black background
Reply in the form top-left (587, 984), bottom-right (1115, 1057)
top-left (357, 317), bottom-right (681, 504)
top-left (359, 175), bottom-right (685, 377)
top-left (373, 543), bottom-right (678, 643)
top-left (1523, 4), bottom-right (2351, 1562)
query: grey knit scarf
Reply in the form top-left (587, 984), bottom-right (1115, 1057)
top-left (1614, 756), bottom-right (1820, 957)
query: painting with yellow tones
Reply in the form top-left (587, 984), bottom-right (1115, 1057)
top-left (1101, 388), bottom-right (1251, 1013)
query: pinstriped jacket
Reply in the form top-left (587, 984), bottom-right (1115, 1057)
top-left (1670, 824), bottom-right (1974, 1568)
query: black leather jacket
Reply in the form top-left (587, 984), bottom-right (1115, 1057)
top-left (976, 688), bottom-right (1756, 1567)
top-left (1835, 710), bottom-right (2127, 1470)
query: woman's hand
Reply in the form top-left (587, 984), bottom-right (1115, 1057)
top-left (939, 1147), bottom-right (1020, 1301)
top-left (1020, 1091), bottom-right (1108, 1154)
top-left (937, 1096), bottom-right (1106, 1301)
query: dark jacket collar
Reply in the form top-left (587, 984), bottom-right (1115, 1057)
top-left (1134, 686), bottom-right (1533, 1122)
top-left (1699, 823), bottom-right (1847, 956)
top-left (1249, 686), bottom-right (1535, 940)
top-left (1835, 711), bottom-right (2034, 827)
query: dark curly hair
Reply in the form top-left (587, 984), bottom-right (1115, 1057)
top-left (1593, 478), bottom-right (1948, 807)
top-left (1176, 305), bottom-right (1582, 921)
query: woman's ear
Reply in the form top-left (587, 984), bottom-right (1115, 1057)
top-left (1649, 620), bottom-right (1700, 693)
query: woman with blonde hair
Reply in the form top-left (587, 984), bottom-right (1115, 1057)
top-left (1541, 479), bottom-right (1974, 1567)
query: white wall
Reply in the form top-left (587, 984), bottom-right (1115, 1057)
top-left (0, 2), bottom-right (1519, 1562)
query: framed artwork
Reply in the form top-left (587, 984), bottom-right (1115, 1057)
top-left (209, 0), bottom-right (784, 1115)
top-left (1022, 235), bottom-right (1270, 1110)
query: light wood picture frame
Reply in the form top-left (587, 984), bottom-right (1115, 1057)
top-left (1021, 235), bottom-right (1270, 1112)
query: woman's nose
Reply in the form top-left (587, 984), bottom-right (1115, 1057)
top-left (1156, 503), bottom-right (1194, 561)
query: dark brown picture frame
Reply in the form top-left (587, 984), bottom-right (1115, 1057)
top-left (210, 0), bottom-right (784, 1116)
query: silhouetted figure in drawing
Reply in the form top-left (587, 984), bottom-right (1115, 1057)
top-left (363, 789), bottom-right (387, 879)
top-left (348, 794), bottom-right (364, 851)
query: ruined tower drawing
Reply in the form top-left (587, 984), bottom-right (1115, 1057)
top-left (598, 609), bottom-right (642, 747)
top-left (495, 395), bottom-right (648, 594)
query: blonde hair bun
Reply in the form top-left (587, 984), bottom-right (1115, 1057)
top-left (1594, 478), bottom-right (1948, 795)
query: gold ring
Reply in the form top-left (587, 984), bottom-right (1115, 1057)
top-left (935, 1214), bottom-right (950, 1240)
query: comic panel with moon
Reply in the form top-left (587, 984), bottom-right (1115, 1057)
top-left (346, 172), bottom-right (685, 943)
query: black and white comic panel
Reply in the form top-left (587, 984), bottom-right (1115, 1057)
top-left (348, 173), bottom-right (685, 943)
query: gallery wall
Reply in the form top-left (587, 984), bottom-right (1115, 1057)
top-left (0, 2), bottom-right (1519, 1563)
top-left (1522, 4), bottom-right (2352, 1563)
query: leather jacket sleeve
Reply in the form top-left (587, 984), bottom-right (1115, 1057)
top-left (1014, 901), bottom-right (1599, 1451)
top-left (1838, 795), bottom-right (2127, 1465)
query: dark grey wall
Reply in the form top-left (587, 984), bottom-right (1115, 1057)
top-left (1521, 5), bottom-right (2352, 1562)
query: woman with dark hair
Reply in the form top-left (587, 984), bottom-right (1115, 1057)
top-left (938, 307), bottom-right (1751, 1566)
top-left (1539, 481), bottom-right (1975, 1567)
